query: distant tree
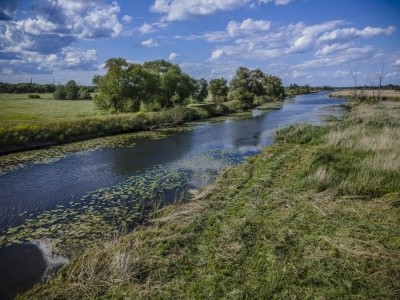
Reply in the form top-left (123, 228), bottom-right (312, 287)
top-left (374, 63), bottom-right (385, 100)
top-left (64, 80), bottom-right (79, 100)
top-left (229, 67), bottom-right (285, 105)
top-left (192, 78), bottom-right (208, 102)
top-left (53, 85), bottom-right (66, 100)
top-left (351, 68), bottom-right (358, 100)
top-left (78, 87), bottom-right (92, 100)
top-left (209, 78), bottom-right (229, 103)
top-left (262, 75), bottom-right (285, 99)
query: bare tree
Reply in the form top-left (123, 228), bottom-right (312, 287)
top-left (351, 68), bottom-right (358, 100)
top-left (374, 63), bottom-right (385, 100)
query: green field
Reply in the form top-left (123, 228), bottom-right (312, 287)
top-left (0, 93), bottom-right (97, 127)
top-left (21, 100), bottom-right (400, 299)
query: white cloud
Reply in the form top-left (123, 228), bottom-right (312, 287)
top-left (0, 0), bottom-right (127, 75)
top-left (316, 42), bottom-right (353, 56)
top-left (393, 60), bottom-right (400, 67)
top-left (211, 49), bottom-right (226, 60)
top-left (227, 18), bottom-right (271, 37)
top-left (169, 52), bottom-right (180, 60)
top-left (318, 26), bottom-right (396, 44)
top-left (286, 20), bottom-right (344, 54)
top-left (141, 38), bottom-right (159, 47)
top-left (150, 0), bottom-right (251, 21)
top-left (139, 23), bottom-right (154, 34)
top-left (122, 15), bottom-right (133, 23)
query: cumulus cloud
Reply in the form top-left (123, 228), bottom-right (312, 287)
top-left (141, 38), bottom-right (159, 47)
top-left (150, 0), bottom-right (251, 21)
top-left (122, 15), bottom-right (133, 23)
top-left (318, 26), bottom-right (396, 44)
top-left (1, 47), bottom-right (98, 75)
top-left (0, 0), bottom-right (127, 75)
top-left (227, 18), bottom-right (271, 37)
top-left (169, 52), bottom-right (180, 60)
top-left (286, 20), bottom-right (344, 54)
top-left (139, 23), bottom-right (154, 34)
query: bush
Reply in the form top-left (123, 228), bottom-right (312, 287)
top-left (28, 94), bottom-right (41, 99)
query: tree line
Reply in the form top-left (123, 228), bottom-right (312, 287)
top-left (0, 81), bottom-right (96, 99)
top-left (93, 58), bottom-right (286, 113)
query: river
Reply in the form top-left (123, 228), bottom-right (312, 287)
top-left (0, 92), bottom-right (346, 299)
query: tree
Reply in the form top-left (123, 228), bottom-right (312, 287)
top-left (229, 67), bottom-right (285, 105)
top-left (351, 68), bottom-right (358, 100)
top-left (209, 78), bottom-right (229, 103)
top-left (374, 63), bottom-right (385, 100)
top-left (93, 58), bottom-right (197, 112)
top-left (95, 58), bottom-right (129, 111)
top-left (64, 80), bottom-right (79, 100)
top-left (262, 75), bottom-right (285, 100)
top-left (192, 78), bottom-right (208, 102)
top-left (53, 85), bottom-right (66, 100)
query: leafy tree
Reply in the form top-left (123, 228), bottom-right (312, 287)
top-left (64, 80), bottom-right (79, 100)
top-left (192, 78), bottom-right (208, 102)
top-left (262, 75), bottom-right (285, 99)
top-left (230, 67), bottom-right (285, 104)
top-left (209, 78), bottom-right (229, 103)
top-left (95, 58), bottom-right (129, 111)
top-left (53, 85), bottom-right (66, 100)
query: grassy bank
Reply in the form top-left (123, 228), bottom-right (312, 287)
top-left (330, 89), bottom-right (400, 101)
top-left (20, 100), bottom-right (400, 299)
top-left (0, 94), bottom-right (277, 153)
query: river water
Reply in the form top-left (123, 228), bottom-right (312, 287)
top-left (0, 92), bottom-right (346, 248)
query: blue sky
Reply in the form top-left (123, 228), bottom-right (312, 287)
top-left (0, 0), bottom-right (399, 86)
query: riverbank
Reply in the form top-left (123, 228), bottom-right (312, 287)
top-left (330, 89), bottom-right (400, 101)
top-left (0, 97), bottom-right (282, 154)
top-left (20, 100), bottom-right (400, 299)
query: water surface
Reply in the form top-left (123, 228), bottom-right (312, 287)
top-left (0, 92), bottom-right (346, 247)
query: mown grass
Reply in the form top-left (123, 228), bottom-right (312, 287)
top-left (0, 94), bottom-right (274, 152)
top-left (19, 100), bottom-right (400, 299)
top-left (0, 93), bottom-right (97, 126)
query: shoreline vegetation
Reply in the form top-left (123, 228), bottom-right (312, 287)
top-left (19, 99), bottom-right (400, 299)
top-left (330, 89), bottom-right (400, 101)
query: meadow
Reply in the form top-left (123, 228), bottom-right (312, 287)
top-left (0, 93), bottom-right (97, 126)
top-left (20, 100), bottom-right (400, 299)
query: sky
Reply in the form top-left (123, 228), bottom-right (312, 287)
top-left (0, 0), bottom-right (399, 86)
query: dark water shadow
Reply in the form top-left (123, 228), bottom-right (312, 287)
top-left (0, 244), bottom-right (46, 300)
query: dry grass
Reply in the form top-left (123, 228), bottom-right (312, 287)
top-left (331, 89), bottom-right (400, 99)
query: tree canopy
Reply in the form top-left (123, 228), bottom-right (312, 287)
top-left (229, 67), bottom-right (285, 106)
top-left (94, 58), bottom-right (196, 112)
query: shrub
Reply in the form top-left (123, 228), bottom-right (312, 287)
top-left (28, 94), bottom-right (41, 99)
